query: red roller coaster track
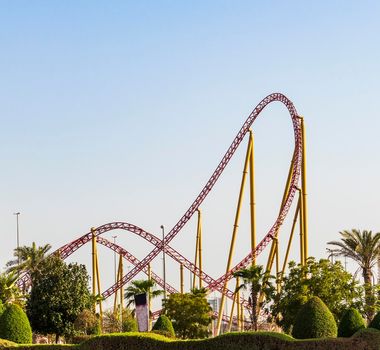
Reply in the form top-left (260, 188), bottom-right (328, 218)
top-left (17, 92), bottom-right (302, 307)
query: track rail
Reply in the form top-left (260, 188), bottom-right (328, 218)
top-left (17, 93), bottom-right (302, 306)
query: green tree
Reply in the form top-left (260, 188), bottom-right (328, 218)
top-left (271, 258), bottom-right (362, 333)
top-left (328, 229), bottom-right (380, 320)
top-left (74, 309), bottom-right (100, 335)
top-left (26, 255), bottom-right (92, 342)
top-left (369, 310), bottom-right (380, 330)
top-left (292, 296), bottom-right (337, 339)
top-left (0, 272), bottom-right (23, 305)
top-left (6, 242), bottom-right (51, 275)
top-left (152, 314), bottom-right (175, 337)
top-left (338, 308), bottom-right (365, 337)
top-left (163, 288), bottom-right (212, 339)
top-left (102, 308), bottom-right (137, 333)
top-left (0, 303), bottom-right (32, 344)
top-left (124, 279), bottom-right (163, 309)
top-left (233, 265), bottom-right (275, 331)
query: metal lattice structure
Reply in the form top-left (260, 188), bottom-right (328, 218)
top-left (17, 93), bottom-right (304, 324)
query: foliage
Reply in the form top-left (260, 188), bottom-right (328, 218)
top-left (26, 255), bottom-right (92, 341)
top-left (163, 288), bottom-right (212, 339)
top-left (14, 329), bottom-right (380, 350)
top-left (102, 308), bottom-right (137, 333)
top-left (292, 296), bottom-right (337, 339)
top-left (233, 265), bottom-right (275, 331)
top-left (368, 310), bottom-right (380, 330)
top-left (152, 315), bottom-right (175, 337)
top-left (74, 309), bottom-right (100, 335)
top-left (328, 229), bottom-right (380, 320)
top-left (0, 338), bottom-right (17, 348)
top-left (271, 258), bottom-right (363, 333)
top-left (0, 303), bottom-right (32, 344)
top-left (338, 307), bottom-right (365, 337)
top-left (124, 279), bottom-right (163, 309)
top-left (0, 301), bottom-right (4, 317)
top-left (6, 242), bottom-right (52, 276)
top-left (0, 272), bottom-right (23, 305)
top-left (122, 308), bottom-right (138, 332)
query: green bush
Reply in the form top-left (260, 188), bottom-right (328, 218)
top-left (152, 315), bottom-right (175, 337)
top-left (11, 329), bottom-right (380, 350)
top-left (338, 308), bottom-right (365, 337)
top-left (292, 296), bottom-right (337, 339)
top-left (0, 338), bottom-right (16, 348)
top-left (0, 302), bottom-right (4, 317)
top-left (368, 310), bottom-right (380, 330)
top-left (122, 316), bottom-right (137, 332)
top-left (0, 304), bottom-right (32, 344)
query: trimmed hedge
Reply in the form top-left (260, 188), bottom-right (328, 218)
top-left (8, 329), bottom-right (380, 350)
top-left (292, 296), bottom-right (337, 339)
top-left (338, 308), bottom-right (365, 337)
top-left (152, 315), bottom-right (175, 337)
top-left (0, 304), bottom-right (32, 344)
top-left (0, 339), bottom-right (16, 348)
top-left (369, 310), bottom-right (380, 330)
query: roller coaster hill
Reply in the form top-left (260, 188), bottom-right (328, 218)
top-left (17, 93), bottom-right (308, 335)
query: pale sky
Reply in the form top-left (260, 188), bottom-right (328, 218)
top-left (1, 1), bottom-right (380, 307)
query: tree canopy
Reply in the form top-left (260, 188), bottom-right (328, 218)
top-left (6, 242), bottom-right (51, 275)
top-left (270, 257), bottom-right (362, 333)
top-left (26, 255), bottom-right (92, 341)
top-left (164, 288), bottom-right (212, 339)
top-left (233, 264), bottom-right (275, 331)
top-left (328, 229), bottom-right (380, 320)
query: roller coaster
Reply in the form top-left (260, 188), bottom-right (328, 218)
top-left (17, 92), bottom-right (308, 335)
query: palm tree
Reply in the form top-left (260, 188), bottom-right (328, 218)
top-left (0, 272), bottom-right (23, 305)
top-left (328, 229), bottom-right (380, 320)
top-left (233, 265), bottom-right (275, 331)
top-left (124, 279), bottom-right (163, 309)
top-left (6, 242), bottom-right (52, 275)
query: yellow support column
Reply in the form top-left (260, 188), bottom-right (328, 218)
top-left (227, 292), bottom-right (237, 332)
top-left (240, 303), bottom-right (244, 331)
top-left (91, 228), bottom-right (97, 312)
top-left (249, 131), bottom-right (257, 266)
top-left (148, 263), bottom-right (152, 331)
top-left (193, 211), bottom-right (200, 289)
top-left (198, 209), bottom-right (203, 288)
top-left (280, 197), bottom-right (301, 279)
top-left (180, 264), bottom-right (184, 294)
top-left (300, 117), bottom-right (308, 262)
top-left (216, 136), bottom-right (253, 335)
top-left (236, 276), bottom-right (240, 331)
top-left (298, 188), bottom-right (305, 265)
top-left (119, 254), bottom-right (124, 326)
top-left (275, 238), bottom-right (280, 293)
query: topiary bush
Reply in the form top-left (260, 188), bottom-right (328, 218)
top-left (152, 315), bottom-right (175, 337)
top-left (292, 296), bottom-right (337, 339)
top-left (368, 310), bottom-right (380, 330)
top-left (0, 303), bottom-right (32, 344)
top-left (338, 307), bottom-right (365, 337)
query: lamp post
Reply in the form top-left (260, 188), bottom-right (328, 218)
top-left (112, 236), bottom-right (117, 283)
top-left (13, 212), bottom-right (20, 275)
top-left (160, 225), bottom-right (167, 303)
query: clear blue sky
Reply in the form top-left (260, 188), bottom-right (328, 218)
top-left (1, 1), bottom-right (380, 302)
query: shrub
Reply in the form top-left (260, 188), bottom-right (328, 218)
top-left (122, 315), bottom-right (138, 332)
top-left (0, 338), bottom-right (16, 348)
top-left (338, 308), bottom-right (365, 337)
top-left (292, 296), bottom-right (337, 339)
top-left (368, 310), bottom-right (380, 330)
top-left (152, 315), bottom-right (175, 337)
top-left (0, 304), bottom-right (32, 344)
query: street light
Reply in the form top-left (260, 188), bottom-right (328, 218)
top-left (112, 236), bottom-right (117, 283)
top-left (161, 225), bottom-right (167, 303)
top-left (13, 212), bottom-right (20, 275)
